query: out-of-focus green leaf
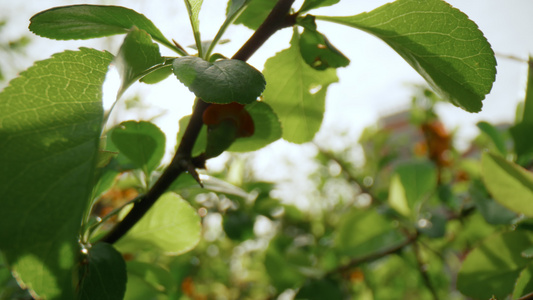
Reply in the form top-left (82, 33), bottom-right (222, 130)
top-left (317, 0), bottom-right (496, 112)
top-left (264, 236), bottom-right (311, 291)
top-left (29, 5), bottom-right (176, 51)
top-left (481, 152), bottom-right (533, 216)
top-left (0, 48), bottom-right (112, 299)
top-left (513, 264), bottom-right (533, 299)
top-left (295, 278), bottom-right (344, 299)
top-left (223, 210), bottom-right (256, 241)
top-left (335, 209), bottom-right (405, 257)
top-left (522, 57), bottom-right (533, 123)
top-left (116, 193), bottom-right (201, 255)
top-left (126, 261), bottom-right (174, 294)
top-left (110, 121), bottom-right (166, 176)
top-left (78, 243), bottom-right (127, 300)
top-left (299, 0), bottom-right (339, 13)
top-left (262, 29), bottom-right (338, 143)
top-left (470, 178), bottom-right (517, 225)
top-left (115, 27), bottom-right (164, 98)
top-left (173, 56), bottom-right (265, 104)
top-left (477, 121), bottom-right (507, 156)
top-left (457, 231), bottom-right (533, 299)
top-left (233, 0), bottom-right (276, 30)
top-left (510, 122), bottom-right (533, 163)
top-left (388, 160), bottom-right (437, 218)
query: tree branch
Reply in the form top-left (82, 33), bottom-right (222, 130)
top-left (100, 0), bottom-right (296, 245)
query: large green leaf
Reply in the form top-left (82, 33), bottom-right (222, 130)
top-left (173, 56), bottom-right (266, 104)
top-left (0, 48), bottom-right (112, 299)
top-left (29, 5), bottom-right (176, 51)
top-left (481, 152), bottom-right (533, 216)
top-left (457, 231), bottom-right (533, 299)
top-left (78, 243), bottom-right (127, 300)
top-left (262, 29), bottom-right (338, 143)
top-left (116, 193), bottom-right (201, 255)
top-left (317, 0), bottom-right (496, 112)
top-left (110, 121), bottom-right (166, 177)
top-left (115, 27), bottom-right (164, 98)
top-left (335, 209), bottom-right (405, 257)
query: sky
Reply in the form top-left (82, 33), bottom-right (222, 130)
top-left (2, 0), bottom-right (533, 197)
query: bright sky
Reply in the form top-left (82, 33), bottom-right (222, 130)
top-left (2, 0), bottom-right (533, 199)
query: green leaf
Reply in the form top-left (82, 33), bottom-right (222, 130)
top-left (522, 57), bottom-right (533, 123)
top-left (477, 121), bottom-right (507, 156)
top-left (299, 0), bottom-right (339, 13)
top-left (388, 160), bottom-right (437, 218)
top-left (262, 29), bottom-right (338, 143)
top-left (233, 0), bottom-right (276, 30)
top-left (298, 26), bottom-right (350, 70)
top-left (317, 0), bottom-right (496, 112)
top-left (126, 261), bottom-right (174, 294)
top-left (78, 243), bottom-right (127, 300)
top-left (223, 210), bottom-right (256, 241)
top-left (115, 27), bottom-right (164, 98)
top-left (116, 193), bottom-right (201, 255)
top-left (139, 65), bottom-right (173, 85)
top-left (264, 236), bottom-right (310, 291)
top-left (183, 0), bottom-right (204, 56)
top-left (173, 56), bottom-right (266, 104)
top-left (335, 209), bottom-right (405, 257)
top-left (510, 122), bottom-right (533, 161)
top-left (295, 278), bottom-right (344, 300)
top-left (29, 5), bottom-right (177, 52)
top-left (481, 152), bottom-right (533, 216)
top-left (457, 231), bottom-right (533, 299)
top-left (177, 102), bottom-right (282, 156)
top-left (229, 101), bottom-right (282, 152)
top-left (110, 121), bottom-right (166, 176)
top-left (205, 120), bottom-right (239, 158)
top-left (0, 48), bottom-right (112, 299)
top-left (513, 263), bottom-right (533, 299)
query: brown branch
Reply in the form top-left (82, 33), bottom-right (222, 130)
top-left (100, 0), bottom-right (296, 245)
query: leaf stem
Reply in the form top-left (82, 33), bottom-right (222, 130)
top-left (100, 0), bottom-right (296, 245)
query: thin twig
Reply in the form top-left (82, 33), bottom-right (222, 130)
top-left (100, 0), bottom-right (296, 245)
top-left (327, 231), bottom-right (418, 277)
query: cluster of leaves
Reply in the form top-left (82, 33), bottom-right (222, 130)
top-left (2, 0), bottom-right (524, 299)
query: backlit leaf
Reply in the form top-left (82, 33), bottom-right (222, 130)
top-left (116, 193), bottom-right (201, 255)
top-left (184, 0), bottom-right (204, 56)
top-left (262, 29), bottom-right (338, 143)
top-left (299, 0), bottom-right (340, 13)
top-left (335, 209), bottom-right (405, 257)
top-left (317, 0), bottom-right (496, 112)
top-left (110, 120), bottom-right (166, 176)
top-left (0, 48), bottom-right (112, 299)
top-left (29, 5), bottom-right (176, 51)
top-left (233, 0), bottom-right (276, 30)
top-left (481, 152), bottom-right (533, 216)
top-left (513, 263), bottom-right (533, 299)
top-left (458, 231), bottom-right (533, 299)
top-left (115, 27), bottom-right (164, 98)
top-left (173, 56), bottom-right (266, 104)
